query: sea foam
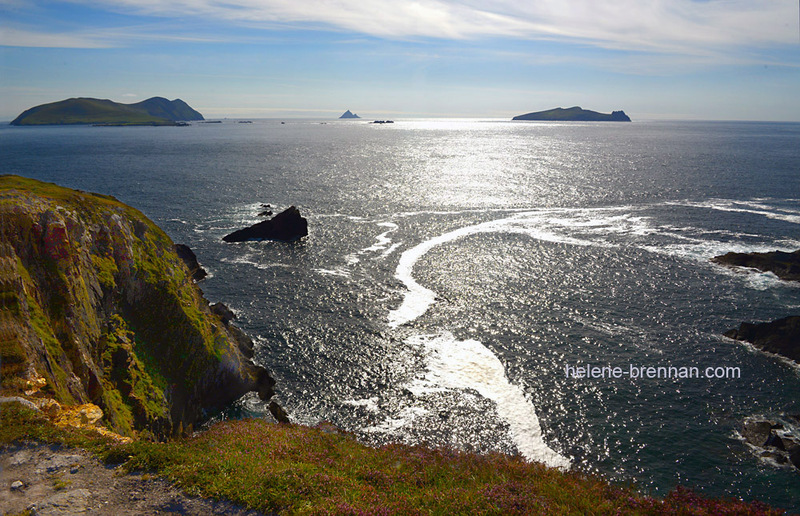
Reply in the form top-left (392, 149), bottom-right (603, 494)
top-left (407, 331), bottom-right (571, 469)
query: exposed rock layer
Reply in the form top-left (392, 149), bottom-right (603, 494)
top-left (0, 175), bottom-right (274, 438)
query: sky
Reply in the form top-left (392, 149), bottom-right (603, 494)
top-left (1, 0), bottom-right (799, 121)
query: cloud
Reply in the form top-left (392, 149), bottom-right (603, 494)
top-left (79, 0), bottom-right (799, 53)
top-left (0, 27), bottom-right (114, 48)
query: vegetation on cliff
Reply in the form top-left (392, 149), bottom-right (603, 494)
top-left (0, 175), bottom-right (272, 439)
top-left (0, 403), bottom-right (782, 515)
top-left (9, 97), bottom-right (204, 126)
top-left (512, 106), bottom-right (631, 122)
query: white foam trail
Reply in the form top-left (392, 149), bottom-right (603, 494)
top-left (409, 332), bottom-right (570, 469)
top-left (362, 222), bottom-right (398, 253)
top-left (346, 222), bottom-right (400, 266)
top-left (314, 268), bottom-right (351, 278)
top-left (388, 213), bottom-right (590, 327)
top-left (672, 200), bottom-right (800, 225)
top-left (342, 397), bottom-right (380, 413)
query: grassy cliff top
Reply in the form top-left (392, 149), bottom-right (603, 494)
top-left (0, 402), bottom-right (781, 515)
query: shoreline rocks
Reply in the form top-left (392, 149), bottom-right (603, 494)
top-left (223, 206), bottom-right (308, 243)
top-left (711, 249), bottom-right (800, 282)
top-left (724, 316), bottom-right (800, 364)
top-left (740, 417), bottom-right (800, 470)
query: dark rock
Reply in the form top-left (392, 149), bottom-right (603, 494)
top-left (229, 325), bottom-right (255, 359)
top-left (740, 417), bottom-right (800, 471)
top-left (791, 447), bottom-right (800, 469)
top-left (711, 249), bottom-right (800, 282)
top-left (765, 433), bottom-right (786, 450)
top-left (724, 316), bottom-right (800, 363)
top-left (268, 401), bottom-right (290, 423)
top-left (257, 204), bottom-right (273, 217)
top-left (223, 206), bottom-right (308, 243)
top-left (174, 244), bottom-right (207, 281)
top-left (210, 302), bottom-right (236, 325)
top-left (741, 419), bottom-right (775, 447)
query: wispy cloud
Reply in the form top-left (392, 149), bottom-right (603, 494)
top-left (0, 27), bottom-right (114, 48)
top-left (76, 0), bottom-right (798, 54)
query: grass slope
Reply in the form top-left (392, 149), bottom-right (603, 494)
top-left (0, 403), bottom-right (781, 515)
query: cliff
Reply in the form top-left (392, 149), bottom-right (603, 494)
top-left (9, 97), bottom-right (204, 126)
top-left (512, 107), bottom-right (631, 122)
top-left (0, 176), bottom-right (273, 438)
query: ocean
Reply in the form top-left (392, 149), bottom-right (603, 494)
top-left (2, 118), bottom-right (799, 510)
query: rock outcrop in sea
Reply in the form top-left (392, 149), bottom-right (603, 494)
top-left (711, 249), bottom-right (800, 282)
top-left (0, 175), bottom-right (276, 438)
top-left (223, 206), bottom-right (308, 243)
top-left (339, 110), bottom-right (360, 119)
top-left (724, 316), bottom-right (800, 364)
top-left (740, 417), bottom-right (800, 470)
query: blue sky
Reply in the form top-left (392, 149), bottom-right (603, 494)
top-left (1, 0), bottom-right (799, 120)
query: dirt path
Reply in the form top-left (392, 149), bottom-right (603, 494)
top-left (1, 442), bottom-right (268, 515)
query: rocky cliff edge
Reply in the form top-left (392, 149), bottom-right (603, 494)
top-left (0, 176), bottom-right (275, 439)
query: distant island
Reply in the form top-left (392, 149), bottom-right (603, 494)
top-left (513, 107), bottom-right (631, 122)
top-left (10, 97), bottom-right (204, 126)
top-left (339, 109), bottom-right (361, 119)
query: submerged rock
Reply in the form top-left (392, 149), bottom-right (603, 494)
top-left (711, 249), bottom-right (800, 282)
top-left (223, 206), bottom-right (308, 243)
top-left (724, 315), bottom-right (800, 364)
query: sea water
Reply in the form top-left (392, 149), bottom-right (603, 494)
top-left (2, 119), bottom-right (799, 509)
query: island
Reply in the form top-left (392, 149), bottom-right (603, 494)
top-left (10, 97), bottom-right (204, 126)
top-left (512, 107), bottom-right (631, 122)
top-left (339, 109), bottom-right (361, 119)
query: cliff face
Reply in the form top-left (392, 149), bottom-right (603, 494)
top-left (0, 176), bottom-right (273, 438)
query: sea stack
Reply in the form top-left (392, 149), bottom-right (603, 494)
top-left (223, 206), bottom-right (308, 243)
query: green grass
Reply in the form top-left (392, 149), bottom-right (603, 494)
top-left (0, 402), bottom-right (781, 515)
